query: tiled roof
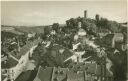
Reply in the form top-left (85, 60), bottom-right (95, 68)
top-left (96, 65), bottom-right (112, 77)
top-left (86, 62), bottom-right (97, 74)
top-left (52, 67), bottom-right (68, 81)
top-left (99, 33), bottom-right (108, 37)
top-left (33, 66), bottom-right (53, 81)
top-left (67, 69), bottom-right (85, 81)
top-left (34, 64), bottom-right (113, 81)
top-left (68, 62), bottom-right (96, 72)
top-left (68, 62), bottom-right (112, 77)
top-left (2, 39), bottom-right (41, 69)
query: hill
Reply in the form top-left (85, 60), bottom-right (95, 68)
top-left (1, 25), bottom-right (46, 34)
top-left (14, 26), bottom-right (45, 34)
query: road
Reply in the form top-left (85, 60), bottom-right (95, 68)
top-left (3, 39), bottom-right (41, 81)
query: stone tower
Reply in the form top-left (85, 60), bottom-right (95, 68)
top-left (84, 10), bottom-right (87, 18)
top-left (95, 14), bottom-right (100, 21)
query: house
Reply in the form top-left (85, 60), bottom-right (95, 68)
top-left (2, 39), bottom-right (41, 81)
top-left (67, 70), bottom-right (85, 81)
top-left (120, 22), bottom-right (127, 27)
top-left (27, 33), bottom-right (36, 41)
top-left (67, 62), bottom-right (113, 80)
top-left (64, 51), bottom-right (86, 63)
top-left (33, 61), bottom-right (113, 81)
top-left (33, 66), bottom-right (84, 81)
top-left (33, 66), bottom-right (68, 81)
top-left (33, 66), bottom-right (53, 81)
top-left (97, 28), bottom-right (111, 38)
top-left (98, 33), bottom-right (108, 38)
top-left (51, 67), bottom-right (68, 81)
top-left (50, 30), bottom-right (56, 35)
top-left (102, 33), bottom-right (124, 49)
top-left (78, 28), bottom-right (87, 36)
top-left (113, 33), bottom-right (124, 43)
top-left (78, 22), bottom-right (82, 28)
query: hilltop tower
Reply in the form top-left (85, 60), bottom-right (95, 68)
top-left (95, 14), bottom-right (100, 21)
top-left (84, 10), bottom-right (87, 18)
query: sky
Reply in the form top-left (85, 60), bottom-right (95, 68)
top-left (1, 1), bottom-right (127, 26)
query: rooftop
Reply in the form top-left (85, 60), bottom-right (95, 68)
top-left (33, 66), bottom-right (53, 81)
top-left (52, 67), bottom-right (68, 81)
top-left (2, 39), bottom-right (41, 69)
top-left (67, 70), bottom-right (85, 81)
top-left (33, 64), bottom-right (113, 81)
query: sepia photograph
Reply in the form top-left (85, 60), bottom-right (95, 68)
top-left (1, 1), bottom-right (127, 81)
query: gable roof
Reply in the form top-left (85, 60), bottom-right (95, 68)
top-left (2, 39), bottom-right (41, 69)
top-left (52, 67), bottom-right (68, 81)
top-left (67, 69), bottom-right (85, 81)
top-left (33, 66), bottom-right (53, 81)
top-left (34, 64), bottom-right (113, 81)
top-left (68, 62), bottom-right (96, 73)
top-left (68, 62), bottom-right (113, 77)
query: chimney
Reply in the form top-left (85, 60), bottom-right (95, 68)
top-left (95, 14), bottom-right (100, 21)
top-left (84, 10), bottom-right (87, 18)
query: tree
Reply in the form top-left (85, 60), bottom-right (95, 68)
top-left (52, 23), bottom-right (59, 32)
top-left (107, 50), bottom-right (127, 81)
top-left (44, 26), bottom-right (51, 35)
top-left (81, 18), bottom-right (97, 36)
top-left (107, 21), bottom-right (121, 33)
top-left (66, 18), bottom-right (78, 29)
top-left (97, 18), bottom-right (109, 29)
